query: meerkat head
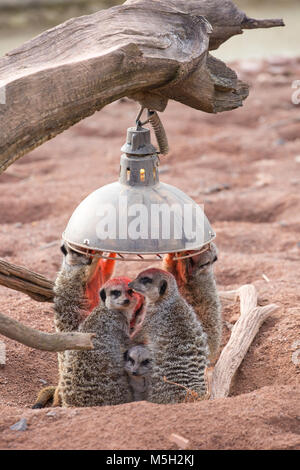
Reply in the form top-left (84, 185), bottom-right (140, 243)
top-left (163, 243), bottom-right (218, 286)
top-left (124, 345), bottom-right (152, 377)
top-left (128, 268), bottom-right (177, 303)
top-left (60, 241), bottom-right (101, 286)
top-left (99, 277), bottom-right (143, 320)
top-left (60, 242), bottom-right (93, 268)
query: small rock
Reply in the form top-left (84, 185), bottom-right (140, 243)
top-left (239, 60), bottom-right (262, 73)
top-left (267, 56), bottom-right (290, 66)
top-left (38, 379), bottom-right (47, 385)
top-left (46, 411), bottom-right (57, 417)
top-left (295, 156), bottom-right (300, 163)
top-left (159, 164), bottom-right (170, 174)
top-left (278, 221), bottom-right (288, 227)
top-left (10, 418), bottom-right (27, 432)
top-left (257, 73), bottom-right (272, 84)
top-left (275, 138), bottom-right (286, 146)
top-left (297, 242), bottom-right (300, 248)
top-left (204, 183), bottom-right (230, 195)
top-left (14, 223), bottom-right (23, 229)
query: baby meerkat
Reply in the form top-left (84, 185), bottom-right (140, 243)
top-left (129, 268), bottom-right (209, 404)
top-left (163, 243), bottom-right (221, 362)
top-left (124, 345), bottom-right (152, 401)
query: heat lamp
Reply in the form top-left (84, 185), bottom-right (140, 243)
top-left (63, 110), bottom-right (215, 261)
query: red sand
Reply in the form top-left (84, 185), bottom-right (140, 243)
top-left (0, 57), bottom-right (299, 450)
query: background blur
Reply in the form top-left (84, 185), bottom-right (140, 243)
top-left (0, 0), bottom-right (299, 60)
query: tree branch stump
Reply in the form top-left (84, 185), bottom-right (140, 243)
top-left (211, 284), bottom-right (279, 399)
top-left (0, 312), bottom-right (94, 352)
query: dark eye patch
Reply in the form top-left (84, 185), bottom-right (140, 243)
top-left (141, 359), bottom-right (150, 366)
top-left (110, 289), bottom-right (121, 298)
top-left (140, 277), bottom-right (152, 285)
top-left (60, 243), bottom-right (68, 256)
top-left (129, 357), bottom-right (134, 364)
top-left (127, 289), bottom-right (133, 296)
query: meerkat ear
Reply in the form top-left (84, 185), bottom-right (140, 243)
top-left (159, 280), bottom-right (167, 296)
top-left (100, 288), bottom-right (106, 303)
top-left (60, 242), bottom-right (68, 256)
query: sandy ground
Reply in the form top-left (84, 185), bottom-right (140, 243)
top-left (0, 57), bottom-right (299, 450)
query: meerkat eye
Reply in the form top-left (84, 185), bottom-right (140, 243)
top-left (127, 289), bottom-right (133, 296)
top-left (199, 261), bottom-right (210, 269)
top-left (141, 359), bottom-right (150, 366)
top-left (110, 290), bottom-right (121, 298)
top-left (129, 357), bottom-right (134, 364)
top-left (140, 277), bottom-right (152, 285)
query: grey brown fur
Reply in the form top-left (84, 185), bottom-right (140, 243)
top-left (54, 245), bottom-right (133, 407)
top-left (129, 269), bottom-right (209, 404)
top-left (163, 243), bottom-right (222, 362)
top-left (124, 345), bottom-right (152, 401)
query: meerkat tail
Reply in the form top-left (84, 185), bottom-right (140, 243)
top-left (32, 386), bottom-right (57, 409)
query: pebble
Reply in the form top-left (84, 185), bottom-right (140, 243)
top-left (159, 164), bottom-right (170, 174)
top-left (38, 379), bottom-right (47, 385)
top-left (46, 411), bottom-right (57, 417)
top-left (275, 138), bottom-right (286, 146)
top-left (295, 156), bottom-right (300, 163)
top-left (204, 183), bottom-right (230, 194)
top-left (10, 418), bottom-right (27, 432)
top-left (278, 221), bottom-right (288, 227)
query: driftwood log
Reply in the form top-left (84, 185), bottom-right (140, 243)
top-left (0, 0), bottom-right (283, 173)
top-left (211, 284), bottom-right (279, 399)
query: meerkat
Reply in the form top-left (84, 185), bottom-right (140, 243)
top-left (33, 244), bottom-right (100, 409)
top-left (32, 386), bottom-right (57, 409)
top-left (56, 272), bottom-right (142, 407)
top-left (163, 243), bottom-right (221, 362)
top-left (129, 268), bottom-right (209, 404)
top-left (33, 244), bottom-right (116, 409)
top-left (32, 246), bottom-right (145, 408)
top-left (124, 345), bottom-right (152, 401)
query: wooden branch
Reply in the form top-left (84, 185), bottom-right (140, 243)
top-left (241, 17), bottom-right (285, 30)
top-left (127, 0), bottom-right (285, 50)
top-left (0, 259), bottom-right (54, 302)
top-left (0, 0), bottom-right (284, 174)
top-left (211, 285), bottom-right (279, 399)
top-left (0, 311), bottom-right (94, 352)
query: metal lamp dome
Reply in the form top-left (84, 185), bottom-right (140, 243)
top-left (63, 112), bottom-right (215, 261)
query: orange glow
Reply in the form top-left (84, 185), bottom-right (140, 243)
top-left (85, 253), bottom-right (117, 313)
